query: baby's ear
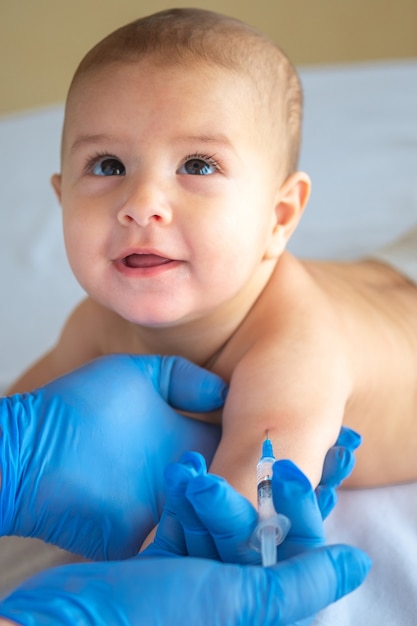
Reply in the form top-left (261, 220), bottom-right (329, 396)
top-left (265, 171), bottom-right (311, 259)
top-left (51, 173), bottom-right (62, 203)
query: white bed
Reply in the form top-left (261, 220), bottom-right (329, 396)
top-left (1, 59), bottom-right (417, 623)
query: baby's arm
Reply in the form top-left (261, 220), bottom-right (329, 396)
top-left (210, 255), bottom-right (417, 499)
top-left (6, 298), bottom-right (106, 394)
top-left (209, 325), bottom-right (351, 503)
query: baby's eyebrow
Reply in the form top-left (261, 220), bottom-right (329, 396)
top-left (69, 133), bottom-right (113, 153)
top-left (67, 132), bottom-right (236, 154)
top-left (178, 134), bottom-right (235, 151)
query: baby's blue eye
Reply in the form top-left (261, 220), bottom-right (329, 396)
top-left (179, 158), bottom-right (216, 176)
top-left (91, 158), bottom-right (125, 176)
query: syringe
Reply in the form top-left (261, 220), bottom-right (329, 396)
top-left (250, 432), bottom-right (291, 566)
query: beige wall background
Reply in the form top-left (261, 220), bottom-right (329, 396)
top-left (2, 0), bottom-right (417, 115)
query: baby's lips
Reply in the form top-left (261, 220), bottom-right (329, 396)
top-left (123, 253), bottom-right (172, 268)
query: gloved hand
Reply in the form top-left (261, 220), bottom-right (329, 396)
top-left (143, 439), bottom-right (364, 626)
top-left (0, 548), bottom-right (370, 626)
top-left (0, 450), bottom-right (370, 626)
top-left (150, 427), bottom-right (361, 563)
top-left (0, 354), bottom-right (226, 560)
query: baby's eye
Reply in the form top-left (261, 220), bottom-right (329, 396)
top-left (90, 157), bottom-right (126, 176)
top-left (178, 156), bottom-right (218, 176)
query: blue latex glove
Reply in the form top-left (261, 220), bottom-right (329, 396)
top-left (0, 354), bottom-right (226, 560)
top-left (145, 440), bottom-right (365, 626)
top-left (152, 427), bottom-right (361, 563)
top-left (0, 471), bottom-right (371, 626)
top-left (316, 426), bottom-right (361, 520)
top-left (0, 550), bottom-right (370, 626)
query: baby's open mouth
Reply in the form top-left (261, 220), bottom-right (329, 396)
top-left (123, 253), bottom-right (172, 269)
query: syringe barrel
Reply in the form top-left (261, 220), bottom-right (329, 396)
top-left (257, 479), bottom-right (277, 520)
top-left (257, 456), bottom-right (275, 484)
top-left (257, 456), bottom-right (277, 521)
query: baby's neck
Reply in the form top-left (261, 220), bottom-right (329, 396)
top-left (128, 257), bottom-right (279, 374)
top-left (128, 306), bottom-right (247, 374)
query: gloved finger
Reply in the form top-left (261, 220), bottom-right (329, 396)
top-left (185, 473), bottom-right (260, 564)
top-left (254, 544), bottom-right (372, 625)
top-left (315, 485), bottom-right (338, 522)
top-left (150, 452), bottom-right (220, 560)
top-left (272, 461), bottom-right (325, 561)
top-left (333, 426), bottom-right (362, 452)
top-left (321, 427), bottom-right (361, 487)
top-left (316, 448), bottom-right (355, 520)
top-left (156, 356), bottom-right (228, 411)
top-left (316, 427), bottom-right (361, 521)
top-left (320, 446), bottom-right (356, 489)
top-left (145, 463), bottom-right (189, 558)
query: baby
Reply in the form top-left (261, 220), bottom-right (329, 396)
top-left (8, 8), bottom-right (417, 503)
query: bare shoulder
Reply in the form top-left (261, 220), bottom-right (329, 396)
top-left (214, 252), bottom-right (348, 380)
top-left (248, 253), bottom-right (345, 348)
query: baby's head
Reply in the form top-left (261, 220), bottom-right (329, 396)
top-left (54, 8), bottom-right (310, 326)
top-left (63, 7), bottom-right (302, 177)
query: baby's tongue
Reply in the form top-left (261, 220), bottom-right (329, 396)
top-left (125, 254), bottom-right (169, 268)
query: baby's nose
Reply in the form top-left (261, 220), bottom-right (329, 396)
top-left (117, 179), bottom-right (173, 227)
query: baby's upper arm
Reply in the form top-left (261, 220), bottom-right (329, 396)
top-left (6, 298), bottom-right (105, 393)
top-left (209, 323), bottom-right (350, 501)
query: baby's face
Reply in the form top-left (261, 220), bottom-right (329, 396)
top-left (53, 59), bottom-right (287, 327)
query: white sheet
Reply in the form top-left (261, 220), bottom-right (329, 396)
top-left (1, 60), bottom-right (417, 622)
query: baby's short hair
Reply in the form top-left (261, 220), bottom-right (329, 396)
top-left (68, 8), bottom-right (302, 174)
